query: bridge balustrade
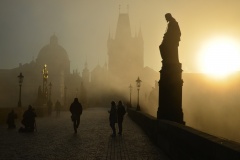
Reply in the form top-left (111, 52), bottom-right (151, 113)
top-left (127, 108), bottom-right (240, 160)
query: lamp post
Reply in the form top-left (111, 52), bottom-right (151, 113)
top-left (42, 64), bottom-right (48, 102)
top-left (129, 84), bottom-right (133, 107)
top-left (17, 72), bottom-right (24, 107)
top-left (136, 77), bottom-right (142, 111)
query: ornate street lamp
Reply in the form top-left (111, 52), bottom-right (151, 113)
top-left (42, 64), bottom-right (48, 101)
top-left (129, 84), bottom-right (133, 107)
top-left (136, 77), bottom-right (142, 111)
top-left (17, 72), bottom-right (24, 107)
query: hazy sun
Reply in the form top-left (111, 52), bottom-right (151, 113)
top-left (198, 37), bottom-right (240, 78)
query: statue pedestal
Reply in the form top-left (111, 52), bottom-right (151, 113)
top-left (157, 62), bottom-right (185, 124)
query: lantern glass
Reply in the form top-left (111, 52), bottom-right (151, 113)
top-left (136, 77), bottom-right (142, 88)
top-left (18, 73), bottom-right (24, 84)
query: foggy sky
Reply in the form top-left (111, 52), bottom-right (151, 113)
top-left (1, 0), bottom-right (240, 73)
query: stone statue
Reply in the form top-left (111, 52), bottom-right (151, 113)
top-left (159, 13), bottom-right (181, 64)
top-left (158, 13), bottom-right (184, 124)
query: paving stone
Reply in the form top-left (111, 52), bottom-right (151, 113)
top-left (0, 107), bottom-right (170, 160)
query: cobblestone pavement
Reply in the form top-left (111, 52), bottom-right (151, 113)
top-left (0, 107), bottom-right (170, 160)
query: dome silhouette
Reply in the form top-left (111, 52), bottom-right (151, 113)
top-left (36, 34), bottom-right (70, 75)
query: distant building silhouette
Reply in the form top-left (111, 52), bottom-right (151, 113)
top-left (107, 13), bottom-right (144, 82)
top-left (36, 34), bottom-right (70, 105)
top-left (0, 11), bottom-right (158, 111)
top-left (36, 34), bottom-right (70, 75)
top-left (0, 34), bottom-right (83, 109)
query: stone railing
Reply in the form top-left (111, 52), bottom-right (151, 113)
top-left (127, 108), bottom-right (240, 160)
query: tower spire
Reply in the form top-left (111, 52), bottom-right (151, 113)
top-left (115, 10), bottom-right (131, 39)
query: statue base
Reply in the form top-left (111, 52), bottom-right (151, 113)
top-left (157, 61), bottom-right (185, 124)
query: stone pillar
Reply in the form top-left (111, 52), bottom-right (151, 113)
top-left (157, 61), bottom-right (185, 124)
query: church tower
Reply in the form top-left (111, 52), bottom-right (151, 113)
top-left (107, 11), bottom-right (144, 82)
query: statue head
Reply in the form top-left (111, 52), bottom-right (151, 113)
top-left (165, 13), bottom-right (173, 22)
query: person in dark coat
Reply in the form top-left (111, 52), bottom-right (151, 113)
top-left (109, 101), bottom-right (117, 137)
top-left (70, 98), bottom-right (83, 133)
top-left (20, 105), bottom-right (37, 132)
top-left (117, 101), bottom-right (126, 135)
top-left (6, 109), bottom-right (17, 129)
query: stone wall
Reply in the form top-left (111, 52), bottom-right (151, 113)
top-left (127, 108), bottom-right (240, 160)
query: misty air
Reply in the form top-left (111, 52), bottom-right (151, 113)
top-left (1, 1), bottom-right (240, 159)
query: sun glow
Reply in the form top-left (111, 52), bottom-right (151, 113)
top-left (198, 37), bottom-right (240, 78)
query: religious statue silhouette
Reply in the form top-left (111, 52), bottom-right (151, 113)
top-left (158, 13), bottom-right (184, 124)
top-left (159, 13), bottom-right (181, 64)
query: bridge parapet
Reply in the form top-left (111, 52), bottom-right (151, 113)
top-left (127, 108), bottom-right (240, 160)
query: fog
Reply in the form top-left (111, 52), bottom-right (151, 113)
top-left (1, 0), bottom-right (240, 72)
top-left (1, 0), bottom-right (240, 144)
top-left (141, 73), bottom-right (240, 143)
top-left (182, 73), bottom-right (240, 143)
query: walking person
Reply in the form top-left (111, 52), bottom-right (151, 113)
top-left (6, 109), bottom-right (17, 129)
top-left (70, 98), bottom-right (83, 133)
top-left (108, 101), bottom-right (117, 137)
top-left (117, 101), bottom-right (126, 135)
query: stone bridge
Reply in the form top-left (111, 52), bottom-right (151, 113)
top-left (127, 108), bottom-right (240, 160)
top-left (0, 107), bottom-right (170, 160)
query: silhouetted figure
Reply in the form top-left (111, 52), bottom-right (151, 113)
top-left (19, 105), bottom-right (37, 132)
top-left (55, 100), bottom-right (61, 117)
top-left (117, 101), bottom-right (126, 135)
top-left (47, 100), bottom-right (53, 116)
top-left (6, 109), bottom-right (17, 129)
top-left (159, 13), bottom-right (181, 64)
top-left (69, 98), bottom-right (83, 133)
top-left (157, 13), bottom-right (184, 124)
top-left (108, 101), bottom-right (117, 137)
